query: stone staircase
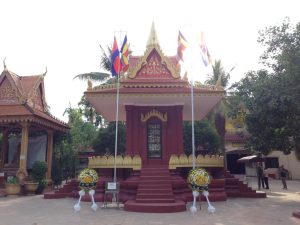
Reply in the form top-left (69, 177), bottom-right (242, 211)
top-left (124, 165), bottom-right (186, 213)
top-left (225, 171), bottom-right (266, 198)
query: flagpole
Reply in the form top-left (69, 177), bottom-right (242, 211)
top-left (113, 31), bottom-right (123, 184)
top-left (191, 74), bottom-right (196, 169)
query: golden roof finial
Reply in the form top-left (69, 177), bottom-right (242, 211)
top-left (216, 75), bottom-right (223, 89)
top-left (146, 21), bottom-right (160, 47)
top-left (183, 71), bottom-right (188, 81)
top-left (3, 57), bottom-right (7, 70)
top-left (43, 66), bottom-right (48, 76)
top-left (87, 79), bottom-right (93, 90)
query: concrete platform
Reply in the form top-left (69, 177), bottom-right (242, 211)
top-left (0, 179), bottom-right (299, 225)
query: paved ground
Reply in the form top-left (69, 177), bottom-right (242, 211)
top-left (0, 178), bottom-right (299, 225)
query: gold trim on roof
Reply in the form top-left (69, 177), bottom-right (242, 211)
top-left (128, 44), bottom-right (180, 79)
top-left (141, 109), bottom-right (167, 122)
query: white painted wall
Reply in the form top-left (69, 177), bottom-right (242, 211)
top-left (267, 150), bottom-right (300, 180)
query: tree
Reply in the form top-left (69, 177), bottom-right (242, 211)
top-left (231, 19), bottom-right (300, 159)
top-left (204, 60), bottom-right (235, 168)
top-left (64, 106), bottom-right (97, 152)
top-left (73, 45), bottom-right (111, 82)
top-left (51, 105), bottom-right (98, 184)
top-left (205, 59), bottom-right (234, 88)
top-left (92, 122), bottom-right (126, 155)
top-left (78, 95), bottom-right (104, 128)
top-left (183, 120), bottom-right (220, 155)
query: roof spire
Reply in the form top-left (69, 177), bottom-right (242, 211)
top-left (3, 57), bottom-right (7, 70)
top-left (216, 75), bottom-right (223, 89)
top-left (147, 21), bottom-right (160, 47)
top-left (43, 66), bottom-right (48, 76)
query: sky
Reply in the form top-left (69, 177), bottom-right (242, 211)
top-left (0, 0), bottom-right (299, 122)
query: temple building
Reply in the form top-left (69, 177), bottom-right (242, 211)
top-left (45, 24), bottom-right (265, 213)
top-left (86, 24), bottom-right (225, 165)
top-left (0, 66), bottom-right (69, 183)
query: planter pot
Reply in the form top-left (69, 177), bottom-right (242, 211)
top-left (24, 182), bottom-right (39, 195)
top-left (5, 183), bottom-right (21, 195)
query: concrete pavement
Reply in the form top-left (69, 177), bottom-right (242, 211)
top-left (0, 179), bottom-right (299, 225)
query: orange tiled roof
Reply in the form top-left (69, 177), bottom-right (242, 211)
top-left (0, 69), bottom-right (69, 132)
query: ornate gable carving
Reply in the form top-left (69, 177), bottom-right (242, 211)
top-left (141, 109), bottom-right (168, 122)
top-left (128, 46), bottom-right (180, 79)
top-left (31, 85), bottom-right (44, 111)
top-left (0, 77), bottom-right (19, 104)
top-left (136, 50), bottom-right (172, 78)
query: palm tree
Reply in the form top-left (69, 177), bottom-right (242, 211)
top-left (205, 59), bottom-right (235, 169)
top-left (205, 59), bottom-right (234, 88)
top-left (73, 45), bottom-right (112, 82)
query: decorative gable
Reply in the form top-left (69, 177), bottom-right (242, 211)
top-left (28, 84), bottom-right (45, 111)
top-left (136, 49), bottom-right (173, 79)
top-left (0, 77), bottom-right (19, 104)
top-left (128, 47), bottom-right (180, 79)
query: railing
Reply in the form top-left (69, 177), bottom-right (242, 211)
top-left (168, 154), bottom-right (224, 169)
top-left (88, 155), bottom-right (142, 170)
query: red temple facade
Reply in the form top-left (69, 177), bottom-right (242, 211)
top-left (85, 24), bottom-right (225, 163)
top-left (45, 23), bottom-right (265, 213)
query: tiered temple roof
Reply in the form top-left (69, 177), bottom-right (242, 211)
top-left (0, 68), bottom-right (69, 132)
top-left (85, 23), bottom-right (225, 121)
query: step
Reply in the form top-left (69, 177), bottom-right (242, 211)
top-left (138, 183), bottom-right (172, 188)
top-left (139, 176), bottom-right (173, 182)
top-left (136, 198), bottom-right (175, 203)
top-left (124, 200), bottom-right (186, 213)
top-left (140, 174), bottom-right (170, 177)
top-left (138, 188), bottom-right (172, 194)
top-left (139, 180), bottom-right (173, 185)
top-left (292, 212), bottom-right (300, 219)
top-left (136, 193), bottom-right (174, 199)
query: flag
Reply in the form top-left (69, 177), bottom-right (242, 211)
top-left (199, 32), bottom-right (211, 67)
top-left (121, 35), bottom-right (129, 73)
top-left (176, 31), bottom-right (188, 67)
top-left (111, 37), bottom-right (122, 76)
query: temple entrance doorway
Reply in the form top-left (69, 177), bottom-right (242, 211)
top-left (147, 122), bottom-right (162, 159)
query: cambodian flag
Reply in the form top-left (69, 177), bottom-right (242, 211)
top-left (121, 35), bottom-right (129, 73)
top-left (111, 37), bottom-right (122, 76)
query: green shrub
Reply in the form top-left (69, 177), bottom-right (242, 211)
top-left (31, 161), bottom-right (48, 194)
top-left (32, 161), bottom-right (47, 181)
top-left (6, 176), bottom-right (18, 184)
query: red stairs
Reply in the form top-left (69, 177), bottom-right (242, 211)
top-left (225, 171), bottom-right (266, 198)
top-left (124, 165), bottom-right (186, 213)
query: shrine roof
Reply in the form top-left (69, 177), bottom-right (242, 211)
top-left (0, 69), bottom-right (69, 132)
top-left (85, 23), bottom-right (225, 121)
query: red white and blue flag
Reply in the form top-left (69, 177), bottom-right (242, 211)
top-left (199, 32), bottom-right (211, 67)
top-left (176, 31), bottom-right (188, 67)
top-left (111, 37), bottom-right (122, 76)
top-left (121, 35), bottom-right (129, 73)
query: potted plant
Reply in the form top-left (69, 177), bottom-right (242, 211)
top-left (31, 161), bottom-right (48, 194)
top-left (24, 177), bottom-right (39, 195)
top-left (5, 176), bottom-right (21, 195)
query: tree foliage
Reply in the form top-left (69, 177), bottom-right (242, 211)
top-left (205, 59), bottom-right (234, 88)
top-left (231, 19), bottom-right (300, 158)
top-left (52, 106), bottom-right (98, 185)
top-left (78, 95), bottom-right (104, 128)
top-left (183, 120), bottom-right (220, 155)
top-left (92, 122), bottom-right (126, 155)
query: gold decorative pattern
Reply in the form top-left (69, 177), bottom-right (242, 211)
top-left (128, 45), bottom-right (180, 79)
top-left (0, 78), bottom-right (18, 104)
top-left (136, 52), bottom-right (172, 78)
top-left (141, 109), bottom-right (167, 122)
top-left (88, 155), bottom-right (142, 170)
top-left (30, 87), bottom-right (44, 111)
top-left (168, 154), bottom-right (224, 169)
